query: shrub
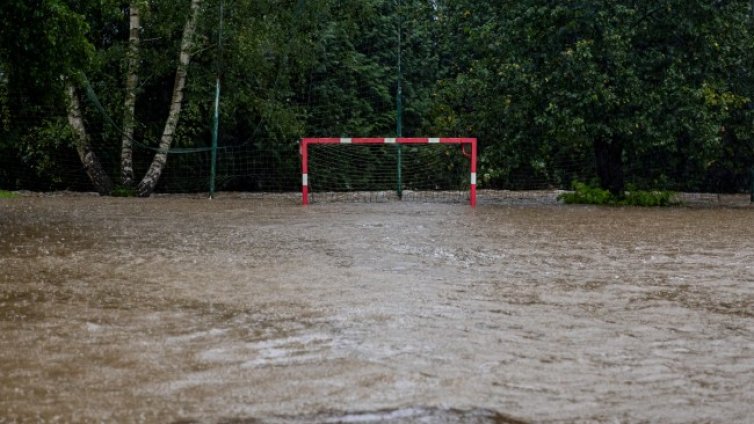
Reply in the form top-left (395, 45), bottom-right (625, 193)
top-left (558, 181), bottom-right (675, 206)
top-left (623, 189), bottom-right (674, 206)
top-left (558, 181), bottom-right (614, 205)
top-left (111, 186), bottom-right (137, 197)
top-left (0, 190), bottom-right (17, 199)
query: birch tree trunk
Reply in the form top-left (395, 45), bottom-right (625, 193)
top-left (65, 82), bottom-right (114, 195)
top-left (136, 0), bottom-right (201, 197)
top-left (120, 2), bottom-right (141, 187)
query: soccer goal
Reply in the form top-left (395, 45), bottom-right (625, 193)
top-left (301, 137), bottom-right (477, 206)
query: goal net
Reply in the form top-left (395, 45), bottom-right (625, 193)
top-left (301, 138), bottom-right (477, 206)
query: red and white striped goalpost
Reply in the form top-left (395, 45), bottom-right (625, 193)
top-left (300, 137), bottom-right (477, 207)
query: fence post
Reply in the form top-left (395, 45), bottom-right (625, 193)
top-left (209, 1), bottom-right (224, 199)
top-left (301, 139), bottom-right (309, 206)
top-left (209, 78), bottom-right (220, 199)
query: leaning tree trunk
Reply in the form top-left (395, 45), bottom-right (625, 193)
top-left (120, 2), bottom-right (141, 187)
top-left (137, 0), bottom-right (201, 197)
top-left (594, 136), bottom-right (625, 197)
top-left (65, 82), bottom-right (114, 195)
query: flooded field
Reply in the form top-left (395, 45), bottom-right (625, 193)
top-left (1, 193), bottom-right (753, 423)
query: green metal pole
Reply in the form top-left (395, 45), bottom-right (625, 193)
top-left (209, 1), bottom-right (224, 199)
top-left (396, 0), bottom-right (403, 200)
top-left (750, 166), bottom-right (753, 203)
top-left (209, 78), bottom-right (220, 198)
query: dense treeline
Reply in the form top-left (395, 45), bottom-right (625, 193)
top-left (1, 0), bottom-right (753, 195)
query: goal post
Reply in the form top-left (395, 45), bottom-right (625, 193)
top-left (300, 137), bottom-right (477, 206)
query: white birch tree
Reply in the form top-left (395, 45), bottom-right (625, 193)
top-left (64, 81), bottom-right (114, 195)
top-left (136, 0), bottom-right (202, 197)
top-left (120, 2), bottom-right (142, 187)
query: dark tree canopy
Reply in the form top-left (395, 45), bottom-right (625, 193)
top-left (1, 0), bottom-right (753, 194)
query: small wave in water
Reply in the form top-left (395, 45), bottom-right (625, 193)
top-left (205, 407), bottom-right (527, 424)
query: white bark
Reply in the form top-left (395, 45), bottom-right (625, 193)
top-left (65, 82), bottom-right (113, 195)
top-left (120, 2), bottom-right (141, 187)
top-left (137, 0), bottom-right (202, 197)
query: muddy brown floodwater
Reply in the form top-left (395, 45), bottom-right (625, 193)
top-left (1, 194), bottom-right (753, 423)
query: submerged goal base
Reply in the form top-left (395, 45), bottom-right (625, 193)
top-left (300, 137), bottom-right (477, 207)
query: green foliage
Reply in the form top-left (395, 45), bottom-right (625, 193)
top-left (559, 182), bottom-right (614, 205)
top-left (623, 189), bottom-right (674, 207)
top-left (111, 186), bottom-right (137, 197)
top-left (431, 0), bottom-right (754, 193)
top-left (559, 181), bottom-right (675, 207)
top-left (0, 190), bottom-right (17, 199)
top-left (1, 0), bottom-right (754, 194)
top-left (17, 118), bottom-right (84, 190)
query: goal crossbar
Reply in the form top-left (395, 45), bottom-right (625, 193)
top-left (300, 137), bottom-right (477, 206)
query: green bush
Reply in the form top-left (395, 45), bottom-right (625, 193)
top-left (558, 181), bottom-right (614, 205)
top-left (558, 181), bottom-right (675, 206)
top-left (111, 186), bottom-right (137, 197)
top-left (0, 190), bottom-right (17, 199)
top-left (623, 189), bottom-right (674, 206)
